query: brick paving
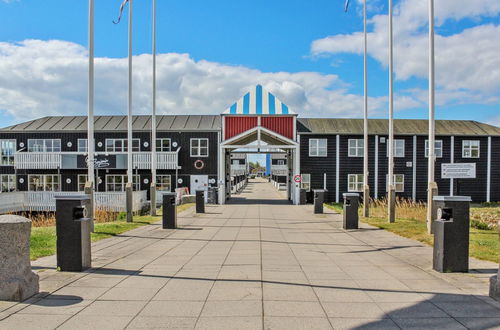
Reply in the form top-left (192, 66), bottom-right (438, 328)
top-left (1, 178), bottom-right (499, 329)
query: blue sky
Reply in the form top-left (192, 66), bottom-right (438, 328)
top-left (0, 0), bottom-right (499, 135)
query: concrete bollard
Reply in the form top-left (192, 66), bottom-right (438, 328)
top-left (489, 264), bottom-right (500, 301)
top-left (0, 215), bottom-right (39, 301)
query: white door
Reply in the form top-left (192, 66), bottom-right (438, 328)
top-left (191, 175), bottom-right (209, 202)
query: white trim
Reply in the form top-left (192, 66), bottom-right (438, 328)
top-left (323, 173), bottom-right (326, 190)
top-left (308, 138), bottom-right (327, 157)
top-left (77, 139), bottom-right (88, 153)
top-left (348, 138), bottom-right (364, 157)
top-left (347, 174), bottom-right (364, 192)
top-left (155, 138), bottom-right (171, 152)
top-left (487, 136), bottom-right (491, 202)
top-left (374, 135), bottom-right (379, 199)
top-left (386, 139), bottom-right (405, 157)
top-left (105, 138), bottom-right (140, 152)
top-left (0, 139), bottom-right (16, 166)
top-left (335, 135), bottom-right (340, 203)
top-left (450, 136), bottom-right (454, 196)
top-left (27, 139), bottom-right (62, 153)
top-left (190, 138), bottom-right (209, 158)
top-left (425, 139), bottom-right (443, 158)
top-left (412, 135), bottom-right (417, 201)
top-left (386, 174), bottom-right (404, 192)
top-left (27, 174), bottom-right (61, 192)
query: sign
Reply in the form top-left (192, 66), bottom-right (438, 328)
top-left (294, 175), bottom-right (302, 183)
top-left (441, 163), bottom-right (476, 179)
top-left (77, 155), bottom-right (116, 169)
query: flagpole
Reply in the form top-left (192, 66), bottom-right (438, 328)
top-left (426, 0), bottom-right (437, 233)
top-left (362, 0), bottom-right (370, 217)
top-left (388, 0), bottom-right (396, 223)
top-left (126, 0), bottom-right (134, 222)
top-left (150, 0), bottom-right (157, 216)
top-left (87, 0), bottom-right (95, 225)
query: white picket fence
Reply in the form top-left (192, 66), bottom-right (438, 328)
top-left (0, 191), bottom-right (148, 214)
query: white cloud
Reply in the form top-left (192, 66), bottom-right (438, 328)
top-left (0, 39), bottom-right (401, 123)
top-left (311, 0), bottom-right (500, 107)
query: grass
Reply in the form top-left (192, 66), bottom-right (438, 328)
top-left (325, 200), bottom-right (500, 264)
top-left (30, 203), bottom-right (195, 261)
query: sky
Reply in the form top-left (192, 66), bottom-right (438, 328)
top-left (0, 0), bottom-right (499, 139)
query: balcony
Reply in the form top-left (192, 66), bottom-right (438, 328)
top-left (271, 164), bottom-right (288, 176)
top-left (14, 151), bottom-right (179, 170)
top-left (231, 164), bottom-right (247, 176)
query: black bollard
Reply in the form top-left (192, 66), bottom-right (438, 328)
top-left (343, 193), bottom-right (359, 229)
top-left (162, 192), bottom-right (177, 229)
top-left (55, 195), bottom-right (92, 272)
top-left (196, 190), bottom-right (205, 213)
top-left (313, 189), bottom-right (325, 214)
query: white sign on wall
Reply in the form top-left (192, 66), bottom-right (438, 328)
top-left (441, 163), bottom-right (476, 179)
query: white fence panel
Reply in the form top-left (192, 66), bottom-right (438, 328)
top-left (14, 153), bottom-right (62, 169)
top-left (0, 192), bottom-right (25, 214)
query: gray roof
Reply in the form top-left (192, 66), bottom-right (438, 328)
top-left (297, 118), bottom-right (500, 136)
top-left (0, 115), bottom-right (222, 132)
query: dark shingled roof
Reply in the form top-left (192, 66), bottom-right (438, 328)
top-left (0, 115), bottom-right (222, 132)
top-left (297, 118), bottom-right (500, 136)
top-left (1, 116), bottom-right (499, 136)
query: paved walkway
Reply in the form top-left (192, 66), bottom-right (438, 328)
top-left (1, 178), bottom-right (499, 329)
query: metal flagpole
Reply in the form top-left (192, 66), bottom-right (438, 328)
top-left (388, 0), bottom-right (396, 223)
top-left (150, 0), bottom-right (157, 216)
top-left (126, 0), bottom-right (134, 222)
top-left (86, 0), bottom-right (95, 228)
top-left (362, 0), bottom-right (370, 217)
top-left (426, 0), bottom-right (437, 233)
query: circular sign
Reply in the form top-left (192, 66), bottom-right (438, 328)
top-left (172, 142), bottom-right (178, 148)
top-left (177, 178), bottom-right (183, 184)
top-left (143, 141), bottom-right (149, 148)
top-left (294, 175), bottom-right (302, 183)
top-left (67, 142), bottom-right (72, 148)
top-left (209, 178), bottom-right (216, 184)
top-left (19, 178), bottom-right (24, 184)
top-left (19, 142), bottom-right (25, 148)
top-left (194, 159), bottom-right (205, 170)
top-left (437, 208), bottom-right (442, 220)
top-left (97, 142), bottom-right (103, 147)
top-left (66, 178), bottom-right (72, 184)
top-left (143, 178), bottom-right (149, 184)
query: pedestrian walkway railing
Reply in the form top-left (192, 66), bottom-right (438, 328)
top-left (0, 190), bottom-right (147, 214)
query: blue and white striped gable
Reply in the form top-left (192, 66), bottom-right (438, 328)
top-left (223, 85), bottom-right (295, 115)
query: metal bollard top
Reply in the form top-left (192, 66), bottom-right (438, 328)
top-left (433, 196), bottom-right (471, 202)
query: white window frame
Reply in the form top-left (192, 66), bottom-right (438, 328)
top-left (301, 174), bottom-right (311, 192)
top-left (387, 139), bottom-right (405, 157)
top-left (276, 159), bottom-right (285, 166)
top-left (190, 138), bottom-right (209, 157)
top-left (0, 139), bottom-right (16, 166)
top-left (348, 174), bottom-right (364, 192)
top-left (156, 138), bottom-right (171, 152)
top-left (78, 139), bottom-right (88, 153)
top-left (27, 139), bottom-right (61, 152)
top-left (105, 138), bottom-right (140, 152)
top-left (28, 175), bottom-right (60, 192)
top-left (0, 174), bottom-right (16, 192)
top-left (309, 139), bottom-right (327, 157)
top-left (425, 140), bottom-right (443, 158)
top-left (386, 174), bottom-right (405, 192)
top-left (78, 175), bottom-right (88, 192)
top-left (105, 175), bottom-right (140, 192)
top-left (156, 175), bottom-right (171, 192)
top-left (348, 139), bottom-right (364, 157)
top-left (462, 140), bottom-right (480, 158)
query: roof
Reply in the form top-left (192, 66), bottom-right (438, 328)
top-left (297, 118), bottom-right (500, 136)
top-left (0, 115), bottom-right (222, 132)
top-left (223, 85), bottom-right (295, 115)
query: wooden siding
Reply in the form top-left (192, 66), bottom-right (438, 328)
top-left (490, 137), bottom-right (500, 202)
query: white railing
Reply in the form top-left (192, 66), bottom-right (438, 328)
top-left (134, 152), bottom-right (178, 170)
top-left (271, 165), bottom-right (288, 176)
top-left (0, 191), bottom-right (148, 214)
top-left (14, 153), bottom-right (62, 169)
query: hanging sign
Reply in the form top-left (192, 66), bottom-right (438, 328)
top-left (294, 175), bottom-right (302, 183)
top-left (441, 163), bottom-right (476, 179)
top-left (77, 155), bottom-right (116, 169)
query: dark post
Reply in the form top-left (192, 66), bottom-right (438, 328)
top-left (196, 190), bottom-right (205, 213)
top-left (299, 189), bottom-right (307, 205)
top-left (55, 195), bottom-right (92, 272)
top-left (343, 193), bottom-right (359, 229)
top-left (313, 189), bottom-right (325, 214)
top-left (432, 196), bottom-right (471, 273)
top-left (162, 192), bottom-right (177, 229)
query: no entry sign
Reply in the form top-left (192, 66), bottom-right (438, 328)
top-left (294, 175), bottom-right (302, 183)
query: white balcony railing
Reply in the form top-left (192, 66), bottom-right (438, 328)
top-left (231, 164), bottom-right (247, 176)
top-left (271, 164), bottom-right (288, 175)
top-left (14, 151), bottom-right (178, 170)
top-left (0, 190), bottom-right (147, 213)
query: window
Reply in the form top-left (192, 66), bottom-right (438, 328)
top-left (78, 139), bottom-right (88, 152)
top-left (301, 174), bottom-right (311, 192)
top-left (156, 138), bottom-right (171, 152)
top-left (309, 139), bottom-right (327, 157)
top-left (28, 175), bottom-right (60, 192)
top-left (348, 174), bottom-right (364, 192)
top-left (78, 175), bottom-right (88, 192)
top-left (0, 140), bottom-right (16, 165)
top-left (348, 139), bottom-right (364, 157)
top-left (425, 140), bottom-right (443, 158)
top-left (387, 139), bottom-right (405, 157)
top-left (386, 174), bottom-right (405, 192)
top-left (277, 159), bottom-right (285, 166)
top-left (0, 175), bottom-right (15, 192)
top-left (190, 138), bottom-right (209, 157)
top-left (156, 175), bottom-right (171, 192)
top-left (105, 138), bottom-right (140, 152)
top-left (28, 139), bottom-right (61, 152)
top-left (462, 140), bottom-right (480, 158)
top-left (105, 175), bottom-right (140, 192)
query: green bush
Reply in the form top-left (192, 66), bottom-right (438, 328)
top-left (471, 220), bottom-right (492, 231)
